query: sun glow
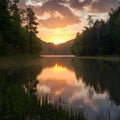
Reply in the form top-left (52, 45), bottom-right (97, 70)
top-left (53, 39), bottom-right (66, 45)
top-left (53, 64), bottom-right (68, 71)
top-left (37, 26), bottom-right (78, 44)
top-left (36, 63), bottom-right (86, 101)
top-left (36, 63), bottom-right (84, 86)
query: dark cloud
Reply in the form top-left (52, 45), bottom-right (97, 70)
top-left (18, 0), bottom-right (119, 29)
top-left (69, 0), bottom-right (119, 12)
top-left (35, 0), bottom-right (80, 29)
top-left (18, 0), bottom-right (80, 29)
top-left (18, 0), bottom-right (120, 12)
top-left (91, 0), bottom-right (119, 13)
top-left (69, 0), bottom-right (92, 10)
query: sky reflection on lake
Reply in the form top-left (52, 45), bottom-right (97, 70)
top-left (0, 57), bottom-right (120, 119)
top-left (35, 57), bottom-right (120, 120)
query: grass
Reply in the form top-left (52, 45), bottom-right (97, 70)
top-left (0, 64), bottom-right (86, 120)
top-left (0, 93), bottom-right (86, 120)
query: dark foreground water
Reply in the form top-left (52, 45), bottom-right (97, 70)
top-left (0, 56), bottom-right (120, 120)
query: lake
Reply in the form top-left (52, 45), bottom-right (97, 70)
top-left (0, 55), bottom-right (120, 120)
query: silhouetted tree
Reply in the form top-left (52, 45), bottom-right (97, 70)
top-left (26, 8), bottom-right (39, 53)
top-left (0, 0), bottom-right (42, 55)
top-left (71, 4), bottom-right (120, 56)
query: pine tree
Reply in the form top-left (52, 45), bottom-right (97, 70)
top-left (26, 8), bottom-right (39, 53)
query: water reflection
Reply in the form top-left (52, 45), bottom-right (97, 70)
top-left (36, 57), bottom-right (120, 120)
top-left (72, 59), bottom-right (120, 104)
top-left (71, 58), bottom-right (120, 119)
top-left (36, 63), bottom-right (86, 103)
top-left (0, 66), bottom-right (42, 120)
top-left (0, 57), bottom-right (120, 120)
top-left (36, 62), bottom-right (107, 101)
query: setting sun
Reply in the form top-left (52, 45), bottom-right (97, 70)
top-left (37, 27), bottom-right (78, 44)
top-left (53, 39), bottom-right (66, 45)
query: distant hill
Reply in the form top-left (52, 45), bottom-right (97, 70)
top-left (40, 40), bottom-right (74, 55)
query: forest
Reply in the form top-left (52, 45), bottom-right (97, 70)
top-left (0, 0), bottom-right (42, 55)
top-left (71, 5), bottom-right (120, 56)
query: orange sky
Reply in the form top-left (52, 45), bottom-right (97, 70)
top-left (37, 23), bottom-right (85, 44)
top-left (18, 0), bottom-right (119, 44)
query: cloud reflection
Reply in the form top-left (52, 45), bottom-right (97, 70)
top-left (36, 63), bottom-right (108, 105)
top-left (34, 57), bottom-right (120, 119)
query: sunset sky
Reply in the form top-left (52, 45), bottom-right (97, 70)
top-left (18, 0), bottom-right (119, 44)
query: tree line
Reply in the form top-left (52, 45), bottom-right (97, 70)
top-left (71, 5), bottom-right (120, 56)
top-left (0, 0), bottom-right (42, 55)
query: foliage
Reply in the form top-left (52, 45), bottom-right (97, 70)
top-left (71, 5), bottom-right (120, 56)
top-left (0, 0), bottom-right (42, 56)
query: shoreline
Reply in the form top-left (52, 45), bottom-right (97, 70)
top-left (0, 54), bottom-right (120, 62)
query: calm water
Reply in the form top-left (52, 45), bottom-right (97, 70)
top-left (0, 56), bottom-right (120, 120)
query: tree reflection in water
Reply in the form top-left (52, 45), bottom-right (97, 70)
top-left (72, 58), bottom-right (120, 104)
top-left (1, 57), bottom-right (120, 120)
top-left (36, 57), bottom-right (120, 120)
top-left (0, 65), bottom-right (85, 120)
